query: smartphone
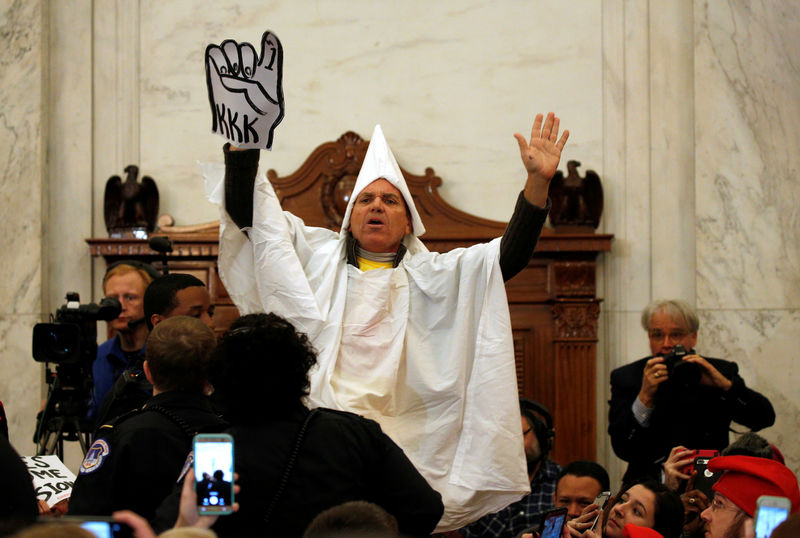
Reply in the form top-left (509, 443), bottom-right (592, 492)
top-left (540, 507), bottom-right (568, 538)
top-left (680, 449), bottom-right (720, 475)
top-left (51, 517), bottom-right (133, 538)
top-left (692, 457), bottom-right (721, 498)
top-left (193, 433), bottom-right (235, 515)
top-left (589, 491), bottom-right (612, 530)
top-left (754, 495), bottom-right (791, 538)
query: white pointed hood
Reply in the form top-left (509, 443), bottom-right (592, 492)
top-left (339, 124), bottom-right (426, 238)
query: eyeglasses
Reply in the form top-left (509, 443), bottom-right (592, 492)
top-left (710, 497), bottom-right (739, 513)
top-left (648, 329), bottom-right (690, 342)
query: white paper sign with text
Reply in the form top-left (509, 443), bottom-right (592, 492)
top-left (22, 455), bottom-right (77, 507)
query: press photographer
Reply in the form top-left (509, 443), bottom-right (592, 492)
top-left (32, 292), bottom-right (121, 457)
top-left (607, 299), bottom-right (775, 483)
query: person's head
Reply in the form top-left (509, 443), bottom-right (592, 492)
top-left (143, 316), bottom-right (216, 394)
top-left (604, 480), bottom-right (682, 538)
top-left (210, 313), bottom-right (317, 423)
top-left (519, 398), bottom-right (554, 475)
top-left (641, 299), bottom-right (698, 356)
top-left (553, 460), bottom-right (610, 520)
top-left (303, 500), bottom-right (399, 538)
top-left (103, 262), bottom-right (157, 333)
top-left (348, 178), bottom-right (411, 253)
top-left (144, 273), bottom-right (214, 330)
top-left (700, 455), bottom-right (800, 538)
top-left (721, 432), bottom-right (775, 459)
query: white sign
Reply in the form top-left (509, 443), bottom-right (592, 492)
top-left (205, 30), bottom-right (285, 150)
top-left (21, 455), bottom-right (77, 507)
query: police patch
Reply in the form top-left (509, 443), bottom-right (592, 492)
top-left (80, 439), bottom-right (110, 474)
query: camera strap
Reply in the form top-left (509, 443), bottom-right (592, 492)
top-left (263, 408), bottom-right (319, 525)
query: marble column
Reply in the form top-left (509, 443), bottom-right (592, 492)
top-left (695, 0), bottom-right (800, 475)
top-left (0, 0), bottom-right (45, 453)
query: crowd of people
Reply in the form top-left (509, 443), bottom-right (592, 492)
top-left (1, 111), bottom-right (798, 538)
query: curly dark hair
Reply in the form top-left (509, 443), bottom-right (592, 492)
top-left (209, 313), bottom-right (317, 423)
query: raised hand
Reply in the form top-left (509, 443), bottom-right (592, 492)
top-left (205, 30), bottom-right (285, 149)
top-left (515, 112), bottom-right (570, 206)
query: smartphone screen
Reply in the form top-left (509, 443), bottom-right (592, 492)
top-left (589, 491), bottom-right (612, 530)
top-left (754, 496), bottom-right (791, 538)
top-left (540, 507), bottom-right (568, 538)
top-left (49, 517), bottom-right (133, 538)
top-left (80, 520), bottom-right (132, 538)
top-left (193, 433), bottom-right (235, 515)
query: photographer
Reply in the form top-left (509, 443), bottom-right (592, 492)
top-left (608, 299), bottom-right (775, 484)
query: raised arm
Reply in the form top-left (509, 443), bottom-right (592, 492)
top-left (500, 113), bottom-right (569, 281)
top-left (515, 112), bottom-right (569, 207)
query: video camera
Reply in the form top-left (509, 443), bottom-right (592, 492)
top-left (32, 292), bottom-right (121, 457)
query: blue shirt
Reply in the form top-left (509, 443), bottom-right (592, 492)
top-left (459, 458), bottom-right (562, 538)
top-left (89, 335), bottom-right (145, 418)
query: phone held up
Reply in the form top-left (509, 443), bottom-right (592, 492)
top-left (540, 507), bottom-right (568, 538)
top-left (754, 495), bottom-right (791, 538)
top-left (589, 491), bottom-right (612, 531)
top-left (691, 456), bottom-right (722, 498)
top-left (680, 449), bottom-right (720, 475)
top-left (193, 433), bottom-right (235, 515)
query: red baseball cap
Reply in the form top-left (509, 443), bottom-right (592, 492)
top-left (709, 455), bottom-right (800, 516)
top-left (622, 523), bottom-right (663, 538)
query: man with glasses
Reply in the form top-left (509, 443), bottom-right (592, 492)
top-left (608, 299), bottom-right (774, 483)
top-left (699, 455), bottom-right (799, 537)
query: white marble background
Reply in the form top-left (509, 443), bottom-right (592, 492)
top-left (1, 0), bottom-right (796, 487)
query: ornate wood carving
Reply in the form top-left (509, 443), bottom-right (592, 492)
top-left (553, 301), bottom-right (601, 339)
top-left (88, 130), bottom-right (613, 464)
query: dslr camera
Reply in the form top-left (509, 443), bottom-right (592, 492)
top-left (661, 344), bottom-right (701, 387)
top-left (32, 292), bottom-right (121, 455)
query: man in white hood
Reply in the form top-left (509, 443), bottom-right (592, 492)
top-left (206, 112), bottom-right (569, 531)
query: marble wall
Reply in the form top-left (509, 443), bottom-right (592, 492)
top-left (693, 0), bottom-right (800, 474)
top-left (0, 0), bottom-right (45, 456)
top-left (1, 0), bottom-right (796, 488)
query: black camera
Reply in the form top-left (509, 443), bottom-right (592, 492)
top-left (661, 344), bottom-right (701, 386)
top-left (32, 292), bottom-right (121, 456)
top-left (33, 293), bottom-right (121, 365)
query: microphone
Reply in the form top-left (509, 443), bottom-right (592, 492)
top-left (148, 236), bottom-right (173, 276)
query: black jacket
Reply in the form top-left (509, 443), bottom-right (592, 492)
top-left (154, 406), bottom-right (444, 537)
top-left (608, 355), bottom-right (775, 483)
top-left (69, 391), bottom-right (227, 520)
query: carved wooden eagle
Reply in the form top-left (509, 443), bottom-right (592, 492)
top-left (104, 165), bottom-right (159, 236)
top-left (549, 160), bottom-right (603, 230)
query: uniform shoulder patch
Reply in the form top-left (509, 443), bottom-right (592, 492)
top-left (80, 438), bottom-right (111, 475)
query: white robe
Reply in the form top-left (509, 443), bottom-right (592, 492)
top-left (204, 163), bottom-right (529, 531)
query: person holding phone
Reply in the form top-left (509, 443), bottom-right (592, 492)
top-left (566, 479), bottom-right (683, 538)
top-left (608, 299), bottom-right (775, 484)
top-left (699, 455), bottom-right (799, 538)
top-left (152, 312), bottom-right (443, 537)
